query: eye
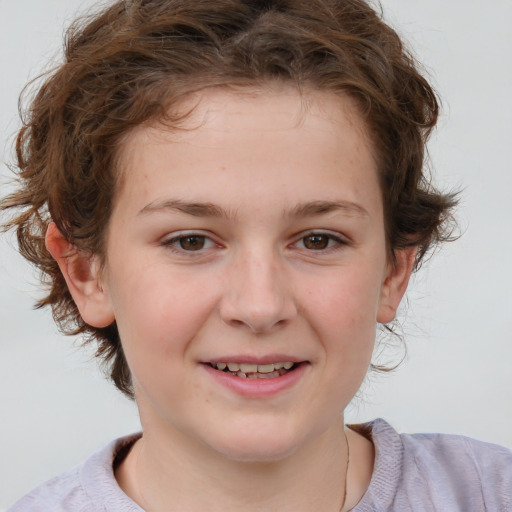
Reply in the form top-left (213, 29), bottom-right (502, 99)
top-left (177, 235), bottom-right (208, 251)
top-left (295, 232), bottom-right (346, 251)
top-left (162, 233), bottom-right (217, 252)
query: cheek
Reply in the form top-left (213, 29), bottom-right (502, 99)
top-left (303, 265), bottom-right (383, 360)
top-left (305, 266), bottom-right (383, 327)
top-left (108, 265), bottom-right (221, 410)
top-left (107, 261), bottom-right (220, 360)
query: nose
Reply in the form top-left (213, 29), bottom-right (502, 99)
top-left (219, 249), bottom-right (297, 334)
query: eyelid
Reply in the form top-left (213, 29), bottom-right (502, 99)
top-left (159, 229), bottom-right (349, 254)
top-left (160, 230), bottom-right (220, 253)
top-left (292, 230), bottom-right (349, 251)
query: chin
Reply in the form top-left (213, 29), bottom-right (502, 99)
top-left (215, 440), bottom-right (299, 463)
top-left (206, 421), bottom-right (311, 463)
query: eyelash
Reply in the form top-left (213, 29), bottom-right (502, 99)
top-left (160, 231), bottom-right (348, 255)
top-left (161, 232), bottom-right (218, 253)
top-left (293, 231), bottom-right (348, 252)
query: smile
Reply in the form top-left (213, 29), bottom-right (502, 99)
top-left (208, 362), bottom-right (297, 379)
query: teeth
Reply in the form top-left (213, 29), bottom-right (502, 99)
top-left (260, 371), bottom-right (280, 379)
top-left (239, 363), bottom-right (258, 373)
top-left (257, 364), bottom-right (276, 373)
top-left (213, 361), bottom-right (296, 374)
top-left (229, 370), bottom-right (283, 379)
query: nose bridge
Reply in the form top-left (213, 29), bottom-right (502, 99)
top-left (220, 244), bottom-right (296, 333)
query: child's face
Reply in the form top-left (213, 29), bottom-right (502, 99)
top-left (92, 87), bottom-right (410, 460)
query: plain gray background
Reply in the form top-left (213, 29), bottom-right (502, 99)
top-left (1, 0), bottom-right (511, 508)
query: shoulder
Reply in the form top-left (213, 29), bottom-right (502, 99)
top-left (401, 426), bottom-right (512, 474)
top-left (7, 434), bottom-right (142, 512)
top-left (350, 419), bottom-right (512, 511)
top-left (401, 426), bottom-right (512, 509)
top-left (7, 465), bottom-right (83, 512)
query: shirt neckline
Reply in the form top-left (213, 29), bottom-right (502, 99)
top-left (81, 419), bottom-right (403, 512)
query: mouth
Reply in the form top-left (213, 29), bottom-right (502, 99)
top-left (207, 361), bottom-right (300, 379)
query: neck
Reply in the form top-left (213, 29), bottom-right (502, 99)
top-left (117, 417), bottom-right (353, 512)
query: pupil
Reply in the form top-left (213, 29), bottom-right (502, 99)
top-left (304, 235), bottom-right (329, 250)
top-left (180, 236), bottom-right (205, 251)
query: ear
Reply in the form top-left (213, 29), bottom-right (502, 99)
top-left (45, 222), bottom-right (115, 328)
top-left (377, 247), bottom-right (417, 324)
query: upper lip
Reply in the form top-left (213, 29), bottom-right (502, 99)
top-left (202, 355), bottom-right (306, 365)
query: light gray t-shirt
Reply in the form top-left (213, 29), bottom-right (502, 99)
top-left (8, 419), bottom-right (512, 511)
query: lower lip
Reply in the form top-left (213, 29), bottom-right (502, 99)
top-left (202, 363), bottom-right (308, 398)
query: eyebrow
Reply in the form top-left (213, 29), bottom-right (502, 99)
top-left (288, 200), bottom-right (369, 219)
top-left (138, 199), bottom-right (229, 218)
top-left (138, 198), bottom-right (369, 219)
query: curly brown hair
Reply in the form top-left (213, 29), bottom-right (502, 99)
top-left (1, 0), bottom-right (457, 398)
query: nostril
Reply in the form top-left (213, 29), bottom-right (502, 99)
top-left (218, 281), bottom-right (298, 333)
top-left (230, 319), bottom-right (246, 327)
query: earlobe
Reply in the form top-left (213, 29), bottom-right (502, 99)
top-left (45, 222), bottom-right (115, 328)
top-left (377, 247), bottom-right (417, 324)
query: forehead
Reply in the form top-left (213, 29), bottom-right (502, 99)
top-left (114, 86), bottom-right (381, 219)
top-left (120, 85), bottom-right (372, 155)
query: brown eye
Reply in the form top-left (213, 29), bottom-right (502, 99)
top-left (179, 235), bottom-right (206, 251)
top-left (302, 234), bottom-right (330, 250)
top-left (163, 233), bottom-right (217, 254)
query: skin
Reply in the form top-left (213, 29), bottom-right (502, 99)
top-left (46, 86), bottom-right (415, 511)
